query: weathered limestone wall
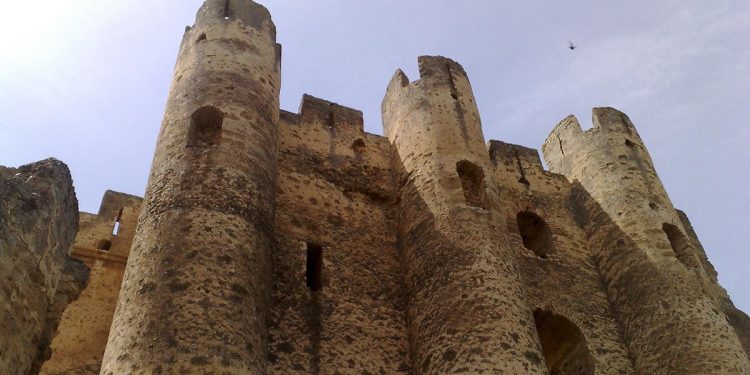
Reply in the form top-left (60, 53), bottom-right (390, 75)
top-left (489, 141), bottom-right (634, 374)
top-left (268, 95), bottom-right (409, 373)
top-left (676, 210), bottom-right (750, 359)
top-left (543, 109), bottom-right (750, 373)
top-left (0, 159), bottom-right (89, 375)
top-left (382, 56), bottom-right (547, 374)
top-left (40, 191), bottom-right (142, 375)
top-left (100, 0), bottom-right (282, 373)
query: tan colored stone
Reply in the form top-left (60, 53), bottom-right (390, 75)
top-left (0, 159), bottom-right (88, 375)
top-left (8, 1), bottom-right (748, 374)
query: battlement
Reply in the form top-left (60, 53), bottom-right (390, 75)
top-left (544, 108), bottom-right (641, 150)
top-left (385, 55), bottom-right (469, 91)
top-left (418, 55), bottom-right (468, 82)
top-left (489, 140), bottom-right (545, 174)
top-left (96, 190), bottom-right (143, 218)
top-left (281, 94), bottom-right (365, 134)
top-left (31, 2), bottom-right (749, 373)
top-left (194, 0), bottom-right (275, 36)
top-left (488, 140), bottom-right (568, 192)
top-left (542, 107), bottom-right (651, 176)
top-left (72, 191), bottom-right (143, 265)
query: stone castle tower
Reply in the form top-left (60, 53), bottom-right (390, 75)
top-left (17, 0), bottom-right (748, 374)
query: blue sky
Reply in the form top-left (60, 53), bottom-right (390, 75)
top-left (0, 1), bottom-right (747, 312)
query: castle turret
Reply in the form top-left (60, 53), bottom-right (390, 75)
top-left (100, 1), bottom-right (281, 373)
top-left (382, 56), bottom-right (547, 374)
top-left (543, 109), bottom-right (750, 373)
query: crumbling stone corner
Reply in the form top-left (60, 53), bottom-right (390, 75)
top-left (0, 158), bottom-right (89, 375)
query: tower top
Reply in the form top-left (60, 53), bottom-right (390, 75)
top-left (194, 0), bottom-right (276, 37)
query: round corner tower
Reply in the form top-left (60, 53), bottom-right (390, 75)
top-left (100, 1), bottom-right (281, 374)
top-left (382, 56), bottom-right (547, 374)
top-left (542, 108), bottom-right (750, 374)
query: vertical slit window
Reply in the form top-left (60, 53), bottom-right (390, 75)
top-left (456, 160), bottom-right (487, 209)
top-left (306, 243), bottom-right (323, 291)
top-left (188, 106), bottom-right (223, 147)
top-left (112, 207), bottom-right (123, 235)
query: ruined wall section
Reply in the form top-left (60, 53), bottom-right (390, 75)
top-left (382, 56), bottom-right (547, 374)
top-left (268, 95), bottom-right (409, 373)
top-left (40, 191), bottom-right (142, 375)
top-left (543, 109), bottom-right (750, 373)
top-left (0, 159), bottom-right (89, 375)
top-left (101, 0), bottom-right (282, 373)
top-left (488, 141), bottom-right (634, 374)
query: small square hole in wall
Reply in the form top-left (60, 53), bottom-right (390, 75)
top-left (97, 239), bottom-right (112, 251)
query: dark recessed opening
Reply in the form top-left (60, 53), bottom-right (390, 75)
top-left (351, 138), bottom-right (366, 153)
top-left (223, 0), bottom-right (231, 19)
top-left (306, 243), bottom-right (323, 291)
top-left (112, 207), bottom-right (123, 235)
top-left (196, 33), bottom-right (207, 43)
top-left (188, 106), bottom-right (223, 147)
top-left (625, 139), bottom-right (635, 147)
top-left (533, 309), bottom-right (595, 375)
top-left (456, 160), bottom-right (486, 209)
top-left (516, 211), bottom-right (555, 258)
top-left (662, 223), bottom-right (699, 268)
top-left (97, 239), bottom-right (112, 251)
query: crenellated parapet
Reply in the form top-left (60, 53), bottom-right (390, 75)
top-left (543, 108), bottom-right (696, 265)
top-left (33, 1), bottom-right (746, 374)
top-left (101, 0), bottom-right (282, 373)
top-left (382, 56), bottom-right (548, 374)
top-left (488, 140), bottom-right (568, 192)
top-left (71, 190), bottom-right (142, 265)
top-left (543, 108), bottom-right (750, 373)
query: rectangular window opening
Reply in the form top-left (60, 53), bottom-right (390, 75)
top-left (112, 207), bottom-right (123, 235)
top-left (306, 243), bottom-right (323, 292)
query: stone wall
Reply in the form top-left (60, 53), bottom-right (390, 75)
top-left (268, 95), bottom-right (409, 373)
top-left (40, 191), bottom-right (142, 375)
top-left (0, 159), bottom-right (89, 375)
top-left (543, 110), bottom-right (750, 373)
top-left (489, 141), bottom-right (634, 374)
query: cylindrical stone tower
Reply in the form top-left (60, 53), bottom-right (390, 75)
top-left (100, 1), bottom-right (281, 374)
top-left (543, 108), bottom-right (750, 374)
top-left (382, 56), bottom-right (547, 374)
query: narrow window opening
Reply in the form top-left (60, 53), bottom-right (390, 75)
top-left (351, 138), bottom-right (366, 153)
top-left (112, 207), bottom-right (123, 235)
top-left (516, 211), bottom-right (555, 258)
top-left (533, 309), bottom-right (595, 375)
top-left (188, 106), bottom-right (223, 147)
top-left (625, 139), bottom-right (635, 148)
top-left (306, 243), bottom-right (323, 291)
top-left (662, 223), bottom-right (699, 268)
top-left (196, 33), bottom-right (207, 43)
top-left (456, 160), bottom-right (486, 209)
top-left (97, 239), bottom-right (112, 251)
top-left (223, 0), bottom-right (231, 19)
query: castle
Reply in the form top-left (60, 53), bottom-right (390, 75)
top-left (1, 0), bottom-right (748, 374)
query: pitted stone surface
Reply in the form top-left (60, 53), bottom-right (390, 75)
top-left (7, 1), bottom-right (747, 374)
top-left (0, 159), bottom-right (88, 375)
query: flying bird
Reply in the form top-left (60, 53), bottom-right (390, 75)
top-left (568, 41), bottom-right (577, 50)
